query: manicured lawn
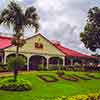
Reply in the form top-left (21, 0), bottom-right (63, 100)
top-left (0, 71), bottom-right (100, 100)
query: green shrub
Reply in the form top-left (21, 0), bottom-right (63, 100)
top-left (56, 70), bottom-right (65, 75)
top-left (0, 66), bottom-right (7, 72)
top-left (48, 64), bottom-right (63, 70)
top-left (74, 63), bottom-right (81, 67)
top-left (38, 64), bottom-right (65, 71)
top-left (0, 63), bottom-right (7, 72)
top-left (7, 56), bottom-right (26, 71)
top-left (38, 64), bottom-right (64, 70)
top-left (0, 77), bottom-right (32, 91)
top-left (38, 64), bottom-right (46, 70)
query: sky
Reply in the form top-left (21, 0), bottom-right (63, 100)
top-left (0, 0), bottom-right (100, 55)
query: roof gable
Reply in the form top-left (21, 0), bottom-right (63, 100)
top-left (5, 33), bottom-right (65, 56)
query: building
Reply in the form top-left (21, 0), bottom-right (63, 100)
top-left (0, 33), bottom-right (98, 70)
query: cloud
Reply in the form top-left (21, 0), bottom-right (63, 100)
top-left (0, 0), bottom-right (100, 54)
top-left (17, 0), bottom-right (35, 6)
top-left (33, 0), bottom-right (100, 54)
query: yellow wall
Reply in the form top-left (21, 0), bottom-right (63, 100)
top-left (5, 34), bottom-right (65, 57)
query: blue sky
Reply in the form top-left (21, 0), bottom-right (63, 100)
top-left (0, 0), bottom-right (100, 54)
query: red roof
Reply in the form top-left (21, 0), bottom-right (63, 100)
top-left (0, 35), bottom-right (97, 59)
top-left (53, 43), bottom-right (97, 59)
top-left (0, 36), bottom-right (12, 49)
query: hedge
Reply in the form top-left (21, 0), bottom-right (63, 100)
top-left (0, 77), bottom-right (32, 91)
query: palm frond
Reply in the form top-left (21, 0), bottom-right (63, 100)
top-left (0, 2), bottom-right (40, 33)
top-left (1, 9), bottom-right (9, 17)
top-left (8, 2), bottom-right (22, 13)
top-left (25, 7), bottom-right (36, 18)
top-left (0, 18), bottom-right (3, 24)
top-left (25, 6), bottom-right (40, 32)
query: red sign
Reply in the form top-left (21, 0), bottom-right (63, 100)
top-left (35, 42), bottom-right (43, 49)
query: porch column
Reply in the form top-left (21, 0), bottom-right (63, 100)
top-left (63, 57), bottom-right (65, 66)
top-left (57, 59), bottom-right (60, 70)
top-left (57, 59), bottom-right (60, 66)
top-left (82, 59), bottom-right (85, 66)
top-left (70, 58), bottom-right (73, 66)
top-left (4, 55), bottom-right (6, 64)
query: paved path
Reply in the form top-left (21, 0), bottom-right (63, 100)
top-left (0, 71), bottom-right (28, 77)
top-left (0, 71), bottom-right (38, 77)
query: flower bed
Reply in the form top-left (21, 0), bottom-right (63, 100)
top-left (58, 74), bottom-right (79, 82)
top-left (73, 74), bottom-right (91, 80)
top-left (54, 92), bottom-right (100, 100)
top-left (0, 77), bottom-right (32, 91)
top-left (31, 92), bottom-right (100, 100)
top-left (37, 75), bottom-right (58, 83)
top-left (86, 74), bottom-right (100, 79)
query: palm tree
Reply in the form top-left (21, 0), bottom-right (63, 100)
top-left (0, 1), bottom-right (40, 81)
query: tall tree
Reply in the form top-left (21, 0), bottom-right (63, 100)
top-left (80, 7), bottom-right (100, 52)
top-left (0, 1), bottom-right (40, 81)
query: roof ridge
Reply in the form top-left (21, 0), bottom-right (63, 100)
top-left (0, 36), bottom-right (12, 39)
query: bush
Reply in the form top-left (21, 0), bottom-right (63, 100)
top-left (74, 63), bottom-right (81, 67)
top-left (38, 64), bottom-right (47, 70)
top-left (56, 71), bottom-right (65, 76)
top-left (0, 63), bottom-right (8, 72)
top-left (48, 64), bottom-right (63, 70)
top-left (38, 64), bottom-right (64, 71)
top-left (0, 66), bottom-right (8, 72)
top-left (7, 56), bottom-right (26, 71)
top-left (0, 77), bottom-right (32, 91)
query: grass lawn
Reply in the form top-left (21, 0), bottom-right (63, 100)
top-left (0, 71), bottom-right (100, 100)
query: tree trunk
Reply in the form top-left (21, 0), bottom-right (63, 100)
top-left (13, 42), bottom-right (19, 82)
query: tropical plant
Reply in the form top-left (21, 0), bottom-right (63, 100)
top-left (0, 1), bottom-right (40, 81)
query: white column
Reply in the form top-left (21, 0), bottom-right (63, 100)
top-left (57, 59), bottom-right (60, 70)
top-left (82, 59), bottom-right (85, 66)
top-left (4, 55), bottom-right (6, 64)
top-left (57, 59), bottom-right (59, 66)
top-left (70, 59), bottom-right (73, 66)
top-left (63, 57), bottom-right (65, 66)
